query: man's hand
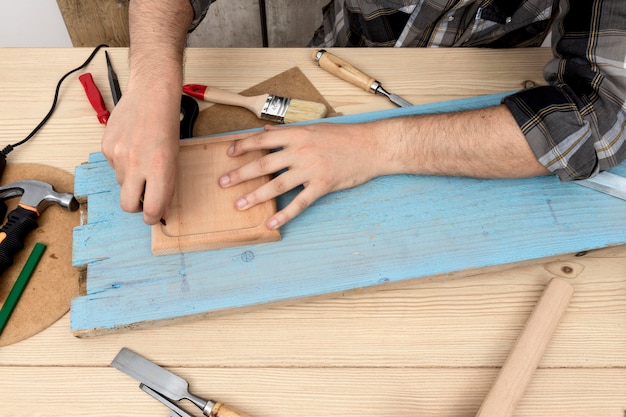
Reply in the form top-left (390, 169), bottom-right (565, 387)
top-left (219, 105), bottom-right (549, 230)
top-left (218, 123), bottom-right (392, 229)
top-left (101, 87), bottom-right (181, 225)
top-left (101, 0), bottom-right (193, 224)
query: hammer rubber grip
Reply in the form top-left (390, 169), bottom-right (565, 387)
top-left (0, 206), bottom-right (39, 274)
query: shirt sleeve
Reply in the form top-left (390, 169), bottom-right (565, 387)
top-left (188, 0), bottom-right (215, 31)
top-left (502, 0), bottom-right (626, 181)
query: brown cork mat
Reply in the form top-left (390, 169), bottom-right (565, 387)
top-left (0, 164), bottom-right (79, 347)
top-left (192, 66), bottom-right (339, 136)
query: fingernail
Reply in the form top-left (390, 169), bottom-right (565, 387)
top-left (227, 145), bottom-right (235, 155)
top-left (219, 175), bottom-right (230, 186)
top-left (267, 218), bottom-right (279, 229)
top-left (235, 197), bottom-right (248, 210)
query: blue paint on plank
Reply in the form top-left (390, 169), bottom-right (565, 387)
top-left (70, 93), bottom-right (626, 334)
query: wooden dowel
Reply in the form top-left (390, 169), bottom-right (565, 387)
top-left (475, 277), bottom-right (574, 417)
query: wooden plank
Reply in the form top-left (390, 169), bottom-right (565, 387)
top-left (56, 0), bottom-right (130, 47)
top-left (70, 92), bottom-right (626, 336)
top-left (152, 132), bottom-right (280, 255)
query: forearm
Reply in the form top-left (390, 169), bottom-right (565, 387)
top-left (371, 104), bottom-right (550, 179)
top-left (127, 0), bottom-right (193, 95)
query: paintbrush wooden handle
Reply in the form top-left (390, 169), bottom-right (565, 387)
top-left (475, 277), bottom-right (574, 417)
top-left (313, 49), bottom-right (376, 93)
top-left (183, 84), bottom-right (268, 118)
top-left (208, 402), bottom-right (251, 417)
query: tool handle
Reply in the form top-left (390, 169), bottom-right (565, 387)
top-left (183, 84), bottom-right (267, 118)
top-left (312, 49), bottom-right (376, 93)
top-left (179, 94), bottom-right (199, 139)
top-left (0, 205), bottom-right (39, 273)
top-left (207, 402), bottom-right (251, 417)
top-left (79, 73), bottom-right (110, 125)
top-left (475, 277), bottom-right (574, 417)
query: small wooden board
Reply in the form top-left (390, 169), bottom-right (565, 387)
top-left (151, 132), bottom-right (280, 255)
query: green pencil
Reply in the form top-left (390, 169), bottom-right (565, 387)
top-left (0, 242), bottom-right (47, 336)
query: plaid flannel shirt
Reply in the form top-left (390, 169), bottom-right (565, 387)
top-left (195, 0), bottom-right (626, 181)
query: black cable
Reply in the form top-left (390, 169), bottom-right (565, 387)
top-left (0, 43), bottom-right (109, 158)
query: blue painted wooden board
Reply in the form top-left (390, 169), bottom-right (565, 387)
top-left (71, 93), bottom-right (626, 336)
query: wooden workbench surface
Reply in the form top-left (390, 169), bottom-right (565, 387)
top-left (0, 47), bottom-right (624, 416)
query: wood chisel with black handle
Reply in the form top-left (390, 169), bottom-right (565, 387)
top-left (313, 49), bottom-right (413, 107)
top-left (111, 347), bottom-right (251, 417)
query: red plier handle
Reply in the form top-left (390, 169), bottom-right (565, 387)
top-left (79, 73), bottom-right (110, 125)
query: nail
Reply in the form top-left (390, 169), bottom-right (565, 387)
top-left (227, 145), bottom-right (235, 155)
top-left (267, 218), bottom-right (279, 229)
top-left (219, 175), bottom-right (230, 187)
top-left (235, 197), bottom-right (248, 210)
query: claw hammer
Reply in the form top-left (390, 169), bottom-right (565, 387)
top-left (0, 180), bottom-right (78, 273)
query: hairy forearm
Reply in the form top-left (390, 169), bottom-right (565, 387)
top-left (371, 105), bottom-right (550, 179)
top-left (128, 0), bottom-right (193, 91)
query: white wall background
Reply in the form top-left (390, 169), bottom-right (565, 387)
top-left (1, 1), bottom-right (72, 47)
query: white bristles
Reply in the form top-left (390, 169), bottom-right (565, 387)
top-left (283, 99), bottom-right (328, 123)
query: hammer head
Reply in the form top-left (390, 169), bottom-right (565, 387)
top-left (0, 180), bottom-right (79, 214)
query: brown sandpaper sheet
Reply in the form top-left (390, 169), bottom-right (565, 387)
top-left (192, 66), bottom-right (339, 136)
top-left (0, 164), bottom-right (79, 346)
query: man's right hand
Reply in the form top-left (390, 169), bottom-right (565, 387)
top-left (101, 85), bottom-right (181, 225)
top-left (102, 0), bottom-right (194, 225)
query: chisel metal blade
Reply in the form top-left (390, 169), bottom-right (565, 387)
top-left (575, 171), bottom-right (626, 201)
top-left (110, 348), bottom-right (214, 413)
top-left (375, 87), bottom-right (413, 108)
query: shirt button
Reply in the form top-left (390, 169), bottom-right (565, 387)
top-left (505, 16), bottom-right (512, 23)
top-left (448, 15), bottom-right (455, 21)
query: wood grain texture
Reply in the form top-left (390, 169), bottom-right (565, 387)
top-left (56, 0), bottom-right (329, 48)
top-left (475, 278), bottom-right (574, 417)
top-left (56, 0), bottom-right (130, 47)
top-left (1, 47), bottom-right (624, 417)
top-left (152, 133), bottom-right (280, 255)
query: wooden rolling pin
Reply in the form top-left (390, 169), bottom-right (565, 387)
top-left (475, 277), bottom-right (574, 417)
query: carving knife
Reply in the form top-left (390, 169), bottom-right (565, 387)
top-left (575, 171), bottom-right (626, 201)
top-left (312, 49), bottom-right (412, 107)
top-left (111, 347), bottom-right (250, 417)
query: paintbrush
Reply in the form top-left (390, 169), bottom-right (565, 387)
top-left (183, 84), bottom-right (328, 124)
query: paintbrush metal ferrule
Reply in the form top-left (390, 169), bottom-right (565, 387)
top-left (261, 94), bottom-right (291, 123)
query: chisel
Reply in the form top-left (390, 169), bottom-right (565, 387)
top-left (312, 49), bottom-right (412, 107)
top-left (111, 347), bottom-right (251, 417)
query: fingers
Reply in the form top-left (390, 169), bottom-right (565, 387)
top-left (227, 166), bottom-right (326, 230)
top-left (226, 125), bottom-right (291, 157)
top-left (241, 175), bottom-right (322, 230)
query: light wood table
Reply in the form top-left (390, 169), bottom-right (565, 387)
top-left (0, 47), bottom-right (624, 416)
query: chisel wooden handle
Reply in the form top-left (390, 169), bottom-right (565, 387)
top-left (312, 49), bottom-right (377, 93)
top-left (208, 402), bottom-right (251, 417)
top-left (475, 277), bottom-right (574, 417)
